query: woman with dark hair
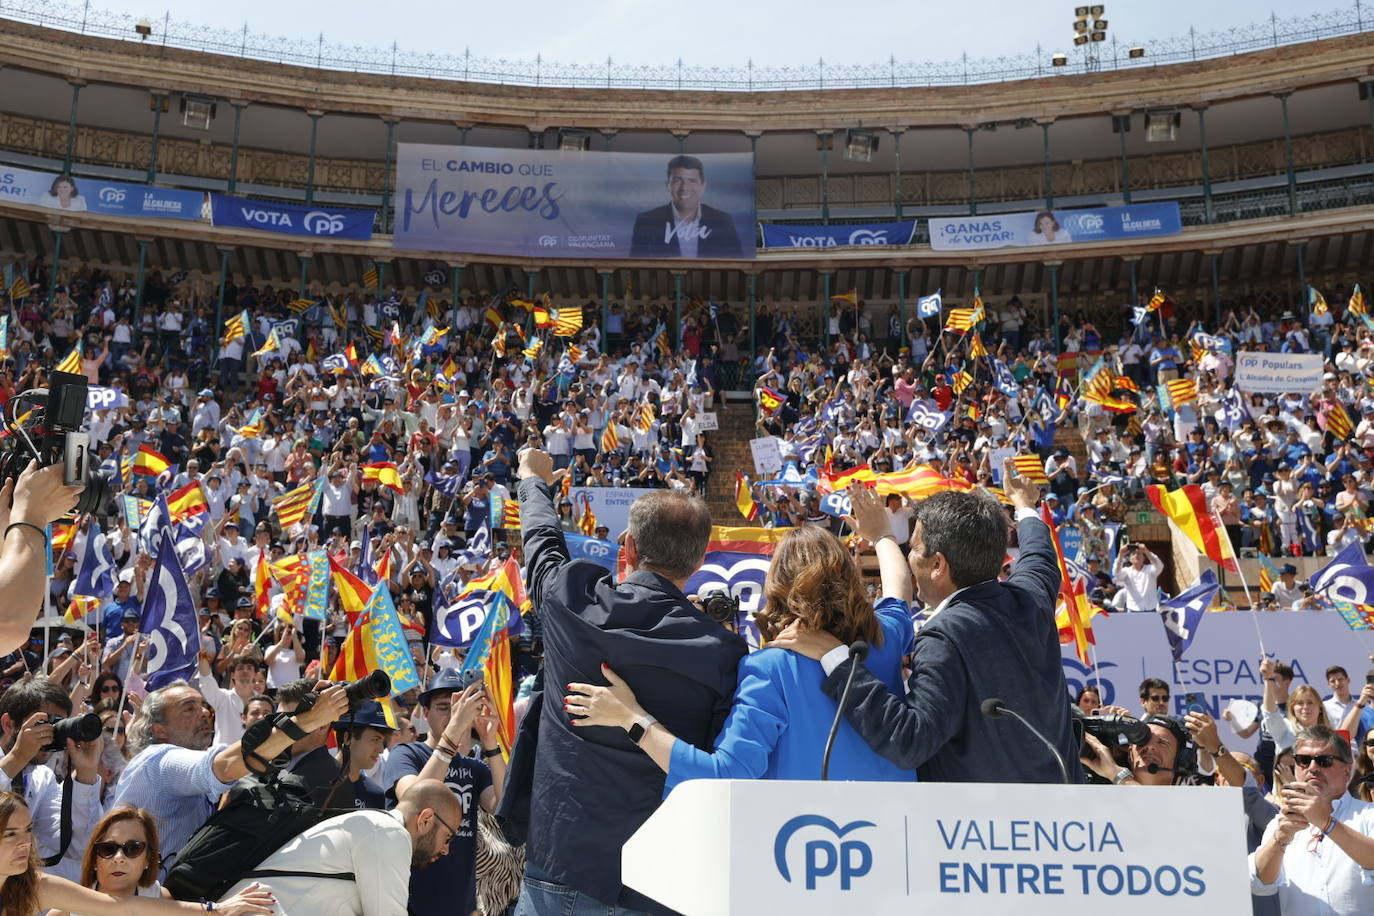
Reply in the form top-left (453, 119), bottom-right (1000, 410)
top-left (40, 175), bottom-right (85, 212)
top-left (1031, 209), bottom-right (1070, 244)
top-left (565, 484), bottom-right (916, 785)
top-left (48, 806), bottom-right (167, 913)
top-left (0, 792), bottom-right (274, 915)
top-left (1349, 730), bottom-right (1374, 802)
top-left (1076, 685), bottom-right (1103, 714)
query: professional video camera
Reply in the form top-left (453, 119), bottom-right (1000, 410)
top-left (0, 370), bottom-right (113, 516)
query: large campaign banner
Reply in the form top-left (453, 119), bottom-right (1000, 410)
top-left (759, 220), bottom-right (918, 249)
top-left (0, 163), bottom-right (203, 221)
top-left (1060, 611), bottom-right (1366, 753)
top-left (929, 202), bottom-right (1181, 252)
top-left (569, 486), bottom-right (654, 538)
top-left (1233, 351), bottom-right (1324, 394)
top-left (210, 193), bottom-right (375, 240)
top-left (394, 144), bottom-right (756, 259)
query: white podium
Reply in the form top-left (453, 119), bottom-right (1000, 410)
top-left (624, 780), bottom-right (1250, 915)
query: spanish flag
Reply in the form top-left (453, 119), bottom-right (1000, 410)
top-left (553, 308), bottom-right (584, 337)
top-left (254, 549), bottom-right (273, 620)
top-left (330, 618), bottom-right (382, 682)
top-left (1044, 504), bottom-right (1096, 665)
top-left (344, 343), bottom-right (359, 368)
top-left (329, 555), bottom-right (373, 624)
top-left (131, 445), bottom-right (171, 477)
top-left (600, 423), bottom-right (619, 454)
top-left (734, 471), bottom-right (759, 521)
top-left (756, 386), bottom-right (785, 417)
top-left (484, 305), bottom-right (503, 330)
top-left (830, 288), bottom-right (858, 306)
top-left (50, 521), bottom-right (77, 565)
top-left (1146, 484), bottom-right (1239, 572)
top-left (533, 306), bottom-right (553, 329)
top-left (55, 343), bottom-right (83, 375)
top-left (167, 481), bottom-right (209, 522)
top-left (65, 595), bottom-right (100, 625)
top-left (1010, 455), bottom-right (1050, 485)
top-left (706, 525), bottom-right (791, 555)
top-left (817, 464), bottom-right (876, 494)
top-left (362, 462), bottom-right (405, 494)
top-left (510, 298), bottom-right (535, 313)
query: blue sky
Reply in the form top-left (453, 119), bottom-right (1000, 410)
top-left (73, 1), bottom-right (1358, 69)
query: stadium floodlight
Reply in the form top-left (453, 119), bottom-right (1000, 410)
top-left (1090, 4), bottom-right (1105, 14)
top-left (134, 19), bottom-right (152, 39)
top-left (1073, 34), bottom-right (1089, 45)
top-left (1073, 20), bottom-right (1090, 32)
top-left (557, 129), bottom-right (590, 152)
top-left (1090, 31), bottom-right (1106, 41)
top-left (1093, 19), bottom-right (1108, 29)
top-left (1128, 46), bottom-right (1145, 58)
top-left (1075, 6), bottom-right (1091, 16)
top-left (1051, 53), bottom-right (1069, 66)
top-left (843, 129), bottom-right (879, 162)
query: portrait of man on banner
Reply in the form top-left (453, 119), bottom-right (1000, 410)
top-left (630, 154), bottom-right (743, 259)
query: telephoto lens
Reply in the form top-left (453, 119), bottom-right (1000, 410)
top-left (44, 712), bottom-right (103, 751)
top-left (343, 670), bottom-right (392, 709)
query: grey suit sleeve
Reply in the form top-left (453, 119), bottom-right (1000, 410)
top-left (821, 629), bottom-right (967, 772)
top-left (1007, 517), bottom-right (1061, 614)
top-left (516, 477), bottom-right (571, 606)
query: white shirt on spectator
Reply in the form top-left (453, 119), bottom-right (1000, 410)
top-left (1112, 552), bottom-right (1164, 611)
top-left (1249, 794), bottom-right (1374, 915)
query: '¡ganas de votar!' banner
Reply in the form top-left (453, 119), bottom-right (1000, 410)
top-left (929, 202), bottom-right (1181, 252)
top-left (393, 144), bottom-right (756, 260)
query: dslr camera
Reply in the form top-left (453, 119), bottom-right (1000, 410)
top-left (42, 711), bottom-right (103, 752)
top-left (697, 588), bottom-right (742, 630)
top-left (0, 370), bottom-right (114, 516)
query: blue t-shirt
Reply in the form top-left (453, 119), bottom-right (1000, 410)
top-left (352, 775), bottom-right (387, 810)
top-left (383, 742), bottom-right (492, 916)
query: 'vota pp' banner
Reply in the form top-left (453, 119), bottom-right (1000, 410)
top-left (928, 202), bottom-right (1181, 252)
top-left (393, 144), bottom-right (756, 259)
top-left (758, 220), bottom-right (918, 249)
top-left (0, 164), bottom-right (203, 220)
top-left (209, 193), bottom-right (375, 240)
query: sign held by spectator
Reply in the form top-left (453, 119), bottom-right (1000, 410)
top-left (1233, 351), bottom-right (1323, 394)
top-left (750, 437), bottom-right (784, 476)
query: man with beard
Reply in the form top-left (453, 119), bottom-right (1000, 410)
top-left (219, 778), bottom-right (462, 915)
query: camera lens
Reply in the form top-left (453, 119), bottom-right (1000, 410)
top-left (75, 468), bottom-right (115, 517)
top-left (46, 712), bottom-right (103, 750)
top-left (343, 669), bottom-right (391, 708)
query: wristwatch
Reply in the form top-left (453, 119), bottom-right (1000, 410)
top-left (1212, 745), bottom-right (1230, 758)
top-left (1113, 767), bottom-right (1133, 785)
top-left (626, 714), bottom-right (658, 745)
top-left (481, 747), bottom-right (503, 759)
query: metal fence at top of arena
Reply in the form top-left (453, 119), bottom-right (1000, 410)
top-left (1, 1), bottom-right (1372, 90)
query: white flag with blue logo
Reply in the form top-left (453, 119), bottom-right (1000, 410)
top-left (73, 525), bottom-right (115, 599)
top-left (1158, 569), bottom-right (1219, 662)
top-left (905, 400), bottom-right (951, 434)
top-left (916, 290), bottom-right (942, 318)
top-left (457, 519), bottom-right (491, 567)
top-left (138, 531), bottom-right (199, 689)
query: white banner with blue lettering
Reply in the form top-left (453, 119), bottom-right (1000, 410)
top-left (625, 780), bottom-right (1249, 914)
top-left (394, 144), bottom-right (756, 259)
top-left (929, 203), bottom-right (1181, 252)
top-left (568, 486), bottom-right (654, 538)
top-left (758, 220), bottom-right (918, 249)
top-left (209, 193), bottom-right (375, 240)
top-left (1060, 610), bottom-right (1366, 752)
top-left (1233, 351), bottom-right (1324, 394)
top-left (0, 164), bottom-right (203, 220)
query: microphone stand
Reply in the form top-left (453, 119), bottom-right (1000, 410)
top-left (982, 697), bottom-right (1071, 785)
top-left (821, 640), bottom-right (868, 780)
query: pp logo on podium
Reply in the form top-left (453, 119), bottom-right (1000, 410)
top-left (774, 814), bottom-right (874, 890)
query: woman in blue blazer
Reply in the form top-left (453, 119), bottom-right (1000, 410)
top-left (565, 485), bottom-right (917, 786)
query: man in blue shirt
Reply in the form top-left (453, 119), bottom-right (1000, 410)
top-left (99, 570), bottom-right (140, 639)
top-left (1148, 335), bottom-right (1181, 384)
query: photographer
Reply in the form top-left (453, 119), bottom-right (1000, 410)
top-left (1080, 714), bottom-right (1194, 786)
top-left (1111, 541), bottom-right (1164, 612)
top-left (0, 460), bottom-right (85, 654)
top-left (0, 677), bottom-right (105, 880)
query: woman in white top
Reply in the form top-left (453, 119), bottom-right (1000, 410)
top-left (264, 621), bottom-right (304, 690)
top-left (1259, 658), bottom-right (1328, 754)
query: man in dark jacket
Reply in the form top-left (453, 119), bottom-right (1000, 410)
top-left (512, 448), bottom-right (746, 915)
top-left (629, 155), bottom-right (744, 259)
top-left (774, 457), bottom-right (1080, 784)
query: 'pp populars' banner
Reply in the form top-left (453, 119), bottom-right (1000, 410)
top-left (393, 144), bottom-right (756, 259)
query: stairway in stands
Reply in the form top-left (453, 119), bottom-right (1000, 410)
top-left (705, 404), bottom-right (760, 525)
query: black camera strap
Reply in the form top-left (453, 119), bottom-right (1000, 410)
top-left (40, 773), bottom-right (74, 868)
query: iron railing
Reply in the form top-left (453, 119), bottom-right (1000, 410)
top-left (0, 1), bottom-right (1370, 90)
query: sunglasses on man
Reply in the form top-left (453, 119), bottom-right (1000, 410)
top-left (1293, 753), bottom-right (1339, 769)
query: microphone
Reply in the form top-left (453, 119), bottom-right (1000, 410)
top-left (981, 697), bottom-right (1071, 785)
top-left (821, 640), bottom-right (869, 781)
top-left (1146, 763), bottom-right (1177, 775)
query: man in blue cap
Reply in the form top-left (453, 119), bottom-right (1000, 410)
top-left (333, 699), bottom-right (396, 810)
top-left (383, 667), bottom-right (505, 916)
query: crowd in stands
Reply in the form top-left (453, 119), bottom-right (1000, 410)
top-left (0, 246), bottom-right (1372, 914)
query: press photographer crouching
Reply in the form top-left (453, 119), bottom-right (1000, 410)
top-left (1078, 709), bottom-right (1198, 787)
top-left (0, 370), bottom-right (112, 654)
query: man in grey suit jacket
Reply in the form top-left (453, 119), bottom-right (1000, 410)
top-left (774, 457), bottom-right (1080, 784)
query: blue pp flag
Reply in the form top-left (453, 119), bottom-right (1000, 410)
top-left (916, 290), bottom-right (942, 318)
top-left (1309, 541), bottom-right (1374, 606)
top-left (138, 531), bottom-right (199, 689)
top-left (73, 525), bottom-right (116, 599)
top-left (1158, 569), bottom-right (1220, 662)
top-left (565, 533), bottom-right (620, 573)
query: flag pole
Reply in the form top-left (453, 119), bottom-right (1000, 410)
top-left (1212, 510), bottom-right (1264, 655)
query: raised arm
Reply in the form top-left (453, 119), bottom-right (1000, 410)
top-left (514, 449), bottom-right (572, 604)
